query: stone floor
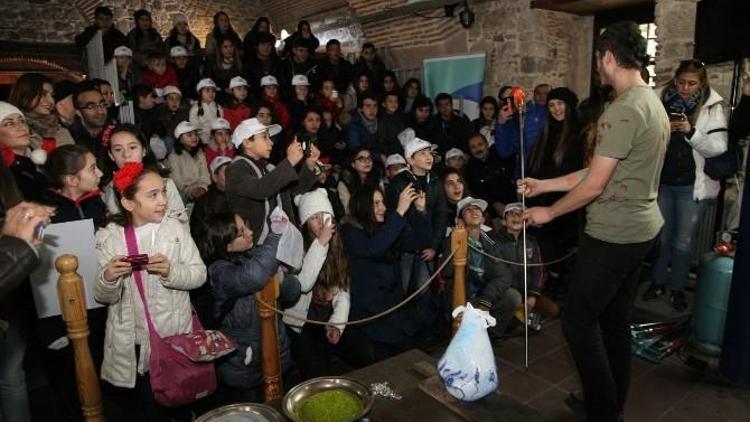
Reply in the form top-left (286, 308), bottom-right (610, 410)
top-left (477, 318), bottom-right (750, 422)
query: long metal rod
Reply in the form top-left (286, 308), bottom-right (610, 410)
top-left (518, 105), bottom-right (529, 369)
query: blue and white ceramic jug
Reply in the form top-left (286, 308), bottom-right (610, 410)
top-left (437, 303), bottom-right (498, 401)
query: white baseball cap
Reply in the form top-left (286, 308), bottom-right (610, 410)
top-left (196, 78), bottom-right (217, 93)
top-left (114, 46), bottom-right (132, 57)
top-left (209, 156), bottom-right (233, 174)
top-left (385, 154), bottom-right (407, 167)
top-left (174, 121), bottom-right (198, 139)
top-left (162, 85), bottom-right (182, 98)
top-left (445, 148), bottom-right (467, 162)
top-left (170, 46), bottom-right (188, 58)
top-left (503, 202), bottom-right (524, 215)
top-left (403, 137), bottom-right (434, 159)
top-left (260, 75), bottom-right (279, 87)
top-left (231, 118), bottom-right (282, 148)
top-left (291, 75), bottom-right (310, 86)
top-left (211, 118), bottom-right (230, 131)
top-left (229, 76), bottom-right (248, 90)
top-left (457, 196), bottom-right (488, 215)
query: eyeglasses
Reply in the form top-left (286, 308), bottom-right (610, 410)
top-left (78, 101), bottom-right (108, 111)
top-left (355, 155), bottom-right (373, 163)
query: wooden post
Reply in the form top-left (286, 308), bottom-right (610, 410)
top-left (451, 227), bottom-right (468, 334)
top-left (55, 255), bottom-right (105, 422)
top-left (256, 273), bottom-right (282, 401)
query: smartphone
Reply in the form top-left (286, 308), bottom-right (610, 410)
top-left (502, 96), bottom-right (515, 112)
top-left (34, 223), bottom-right (45, 241)
top-left (298, 132), bottom-right (317, 157)
top-left (323, 214), bottom-right (332, 226)
top-left (669, 112), bottom-right (686, 122)
top-left (331, 90), bottom-right (339, 99)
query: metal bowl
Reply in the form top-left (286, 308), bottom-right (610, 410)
top-left (195, 403), bottom-right (285, 422)
top-left (282, 376), bottom-right (374, 422)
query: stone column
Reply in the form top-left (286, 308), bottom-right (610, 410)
top-left (654, 0), bottom-right (701, 85)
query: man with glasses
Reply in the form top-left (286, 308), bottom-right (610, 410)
top-left (69, 82), bottom-right (110, 171)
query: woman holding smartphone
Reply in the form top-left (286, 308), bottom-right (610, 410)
top-left (643, 59), bottom-right (728, 311)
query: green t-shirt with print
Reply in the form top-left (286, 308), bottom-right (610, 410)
top-left (585, 85), bottom-right (670, 244)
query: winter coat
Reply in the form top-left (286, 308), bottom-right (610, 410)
top-left (442, 231), bottom-right (515, 310)
top-left (314, 57), bottom-right (354, 93)
top-left (141, 67), bottom-right (178, 90)
top-left (245, 57), bottom-right (281, 96)
top-left (222, 103), bottom-right (252, 132)
top-left (75, 24), bottom-right (128, 63)
top-left (204, 60), bottom-right (243, 93)
top-left (175, 65), bottom-right (201, 101)
top-left (189, 102), bottom-right (224, 144)
top-left (282, 239), bottom-right (349, 334)
top-left (102, 178), bottom-right (188, 225)
top-left (277, 57), bottom-right (317, 98)
top-left (345, 111), bottom-right (383, 155)
top-left (378, 112), bottom-right (406, 156)
top-left (433, 113), bottom-right (473, 153)
top-left (386, 169), bottom-right (448, 252)
top-left (655, 87), bottom-right (728, 200)
top-left (341, 212), bottom-right (431, 343)
top-left (126, 28), bottom-right (165, 67)
top-left (165, 32), bottom-right (201, 59)
top-left (493, 102), bottom-right (547, 179)
top-left (204, 143), bottom-right (236, 170)
top-left (8, 155), bottom-right (49, 203)
top-left (261, 93), bottom-right (292, 130)
top-left (225, 154), bottom-right (316, 244)
top-left (493, 229), bottom-right (544, 296)
top-left (94, 217), bottom-right (207, 388)
top-left (209, 234), bottom-right (296, 389)
top-left (464, 149), bottom-right (517, 214)
top-left (281, 32), bottom-right (320, 58)
top-left (0, 236), bottom-right (37, 302)
top-left (166, 150), bottom-right (211, 199)
top-left (45, 189), bottom-right (107, 229)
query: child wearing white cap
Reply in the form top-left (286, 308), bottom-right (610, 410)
top-left (445, 148), bottom-right (467, 172)
top-left (223, 76), bottom-right (252, 132)
top-left (167, 121), bottom-right (211, 202)
top-left (205, 117), bottom-right (235, 168)
top-left (260, 75), bottom-right (292, 129)
top-left (154, 85), bottom-right (189, 149)
top-left (224, 118), bottom-right (320, 245)
top-left (169, 44), bottom-right (201, 100)
top-left (289, 75), bottom-right (312, 129)
top-left (189, 78), bottom-right (224, 144)
top-left (165, 14), bottom-right (201, 59)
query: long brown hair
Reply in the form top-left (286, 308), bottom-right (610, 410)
top-left (8, 73), bottom-right (52, 112)
top-left (302, 217), bottom-right (350, 292)
top-left (529, 102), bottom-right (577, 174)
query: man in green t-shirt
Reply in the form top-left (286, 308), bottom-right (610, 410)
top-left (519, 22), bottom-right (669, 421)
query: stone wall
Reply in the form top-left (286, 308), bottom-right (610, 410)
top-left (0, 0), bottom-right (266, 45)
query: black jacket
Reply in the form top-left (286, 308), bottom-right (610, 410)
top-left (44, 189), bottom-right (107, 229)
top-left (465, 149), bottom-right (516, 214)
top-left (386, 169), bottom-right (448, 252)
top-left (74, 25), bottom-right (128, 63)
top-left (0, 236), bottom-right (37, 303)
top-left (378, 112), bottom-right (406, 156)
top-left (434, 112), bottom-right (473, 153)
top-left (314, 57), bottom-right (353, 93)
top-left (244, 56), bottom-right (281, 96)
top-left (277, 57), bottom-right (317, 98)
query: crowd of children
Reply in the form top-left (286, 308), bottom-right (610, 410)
top-left (0, 6), bottom-right (605, 421)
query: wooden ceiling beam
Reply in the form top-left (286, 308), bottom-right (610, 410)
top-left (530, 0), bottom-right (653, 15)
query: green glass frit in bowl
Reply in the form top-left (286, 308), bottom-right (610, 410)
top-left (282, 377), bottom-right (374, 422)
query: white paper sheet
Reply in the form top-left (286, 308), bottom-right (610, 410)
top-left (29, 219), bottom-right (104, 318)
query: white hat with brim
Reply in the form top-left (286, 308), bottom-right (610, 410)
top-left (503, 202), bottom-right (524, 215)
top-left (291, 75), bottom-right (310, 86)
top-left (229, 76), bottom-right (249, 90)
top-left (0, 102), bottom-right (24, 123)
top-left (209, 156), bottom-right (233, 174)
top-left (196, 78), bottom-right (218, 93)
top-left (231, 118), bottom-right (282, 148)
top-left (174, 121), bottom-right (198, 139)
top-left (403, 137), bottom-right (434, 159)
top-left (260, 75), bottom-right (279, 87)
top-left (211, 118), bottom-right (231, 131)
top-left (445, 148), bottom-right (468, 162)
top-left (170, 46), bottom-right (188, 58)
top-left (114, 46), bottom-right (132, 57)
top-left (457, 196), bottom-right (488, 216)
top-left (385, 154), bottom-right (407, 167)
top-left (162, 85), bottom-right (182, 98)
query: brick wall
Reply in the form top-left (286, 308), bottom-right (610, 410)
top-left (0, 0), bottom-right (266, 45)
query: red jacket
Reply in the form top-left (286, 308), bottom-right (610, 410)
top-left (142, 67), bottom-right (178, 89)
top-left (262, 93), bottom-right (291, 130)
top-left (223, 103), bottom-right (253, 132)
top-left (204, 144), bottom-right (236, 170)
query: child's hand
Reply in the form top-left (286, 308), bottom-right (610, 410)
top-left (414, 191), bottom-right (426, 213)
top-left (103, 256), bottom-right (131, 282)
top-left (317, 217), bottom-right (335, 246)
top-left (146, 253), bottom-right (170, 278)
top-left (286, 139), bottom-right (304, 166)
top-left (326, 325), bottom-right (341, 345)
top-left (396, 183), bottom-right (418, 216)
top-left (305, 144), bottom-right (321, 169)
top-left (421, 248), bottom-right (436, 262)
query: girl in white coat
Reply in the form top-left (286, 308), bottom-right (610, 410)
top-left (189, 78), bottom-right (224, 144)
top-left (644, 59), bottom-right (728, 311)
top-left (285, 188), bottom-right (375, 379)
top-left (94, 162), bottom-right (206, 419)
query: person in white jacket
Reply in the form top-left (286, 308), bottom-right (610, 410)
top-left (285, 188), bottom-right (374, 378)
top-left (94, 164), bottom-right (206, 419)
top-left (644, 59), bottom-right (728, 311)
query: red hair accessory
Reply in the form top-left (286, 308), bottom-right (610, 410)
top-left (113, 162), bottom-right (144, 194)
top-left (101, 124), bottom-right (115, 148)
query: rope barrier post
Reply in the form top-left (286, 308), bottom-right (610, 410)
top-left (256, 273), bottom-right (282, 401)
top-left (55, 255), bottom-right (105, 422)
top-left (451, 226), bottom-right (469, 335)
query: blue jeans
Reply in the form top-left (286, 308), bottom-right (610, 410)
top-left (652, 184), bottom-right (710, 293)
top-left (0, 313), bottom-right (30, 422)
